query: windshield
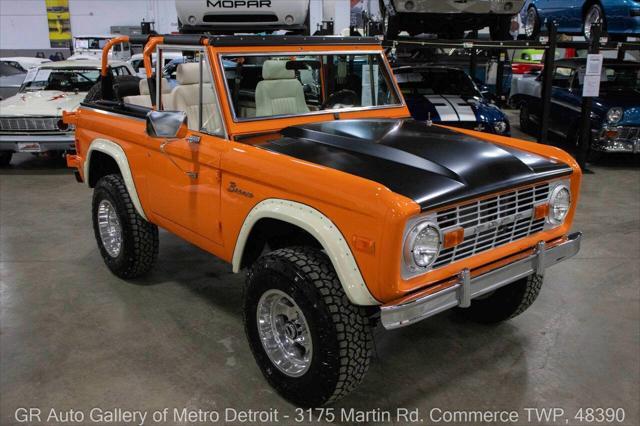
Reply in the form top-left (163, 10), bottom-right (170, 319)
top-left (0, 61), bottom-right (25, 77)
top-left (75, 38), bottom-right (109, 50)
top-left (395, 68), bottom-right (481, 98)
top-left (221, 53), bottom-right (401, 120)
top-left (20, 68), bottom-right (100, 92)
top-left (576, 65), bottom-right (640, 94)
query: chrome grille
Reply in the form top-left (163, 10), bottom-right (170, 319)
top-left (433, 183), bottom-right (550, 268)
top-left (0, 117), bottom-right (59, 132)
top-left (618, 127), bottom-right (640, 142)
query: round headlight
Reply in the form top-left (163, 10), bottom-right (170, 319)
top-left (494, 121), bottom-right (508, 134)
top-left (606, 107), bottom-right (623, 124)
top-left (284, 14), bottom-right (295, 25)
top-left (188, 15), bottom-right (197, 25)
top-left (404, 222), bottom-right (441, 269)
top-left (548, 185), bottom-right (571, 225)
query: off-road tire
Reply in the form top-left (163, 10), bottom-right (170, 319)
top-left (457, 274), bottom-right (544, 324)
top-left (92, 174), bottom-right (158, 279)
top-left (85, 75), bottom-right (141, 103)
top-left (0, 151), bottom-right (12, 167)
top-left (244, 247), bottom-right (372, 407)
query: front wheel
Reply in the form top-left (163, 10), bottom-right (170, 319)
top-left (244, 247), bottom-right (372, 407)
top-left (524, 7), bottom-right (540, 40)
top-left (584, 4), bottom-right (606, 41)
top-left (92, 174), bottom-right (159, 278)
top-left (457, 274), bottom-right (544, 324)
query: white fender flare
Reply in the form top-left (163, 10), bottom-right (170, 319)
top-left (232, 199), bottom-right (380, 306)
top-left (85, 138), bottom-right (148, 220)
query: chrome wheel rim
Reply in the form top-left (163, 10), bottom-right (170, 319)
top-left (256, 289), bottom-right (312, 377)
top-left (584, 7), bottom-right (602, 40)
top-left (525, 8), bottom-right (537, 37)
top-left (97, 200), bottom-right (122, 258)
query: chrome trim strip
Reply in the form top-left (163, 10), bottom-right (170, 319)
top-left (0, 134), bottom-right (74, 143)
top-left (216, 50), bottom-right (406, 124)
top-left (381, 232), bottom-right (582, 330)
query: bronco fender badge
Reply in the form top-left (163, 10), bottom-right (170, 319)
top-left (227, 182), bottom-right (254, 198)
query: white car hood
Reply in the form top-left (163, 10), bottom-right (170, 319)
top-left (0, 90), bottom-right (85, 117)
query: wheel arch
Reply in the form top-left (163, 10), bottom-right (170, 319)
top-left (232, 199), bottom-right (379, 306)
top-left (85, 138), bottom-right (147, 220)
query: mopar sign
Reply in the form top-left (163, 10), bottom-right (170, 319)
top-left (206, 0), bottom-right (272, 7)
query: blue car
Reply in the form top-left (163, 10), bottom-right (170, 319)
top-left (518, 58), bottom-right (640, 154)
top-left (523, 0), bottom-right (640, 40)
top-left (394, 65), bottom-right (511, 135)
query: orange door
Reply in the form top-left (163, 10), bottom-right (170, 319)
top-left (145, 130), bottom-right (223, 244)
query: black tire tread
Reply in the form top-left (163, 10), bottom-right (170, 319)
top-left (93, 174), bottom-right (158, 278)
top-left (508, 274), bottom-right (543, 319)
top-left (246, 247), bottom-right (372, 405)
top-left (458, 274), bottom-right (544, 324)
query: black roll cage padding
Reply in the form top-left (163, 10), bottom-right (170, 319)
top-left (163, 34), bottom-right (205, 46)
top-left (101, 66), bottom-right (115, 101)
top-left (129, 34), bottom-right (152, 47)
top-left (147, 73), bottom-right (158, 108)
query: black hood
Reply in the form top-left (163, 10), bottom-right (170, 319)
top-left (257, 119), bottom-right (572, 210)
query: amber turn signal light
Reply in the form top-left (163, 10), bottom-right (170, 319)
top-left (352, 236), bottom-right (375, 254)
top-left (534, 203), bottom-right (550, 220)
top-left (443, 228), bottom-right (464, 249)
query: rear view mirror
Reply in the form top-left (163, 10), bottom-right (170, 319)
top-left (146, 110), bottom-right (188, 139)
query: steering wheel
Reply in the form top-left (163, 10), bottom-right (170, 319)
top-left (322, 89), bottom-right (359, 110)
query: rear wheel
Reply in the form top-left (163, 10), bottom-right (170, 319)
top-left (457, 274), bottom-right (544, 323)
top-left (524, 7), bottom-right (540, 40)
top-left (92, 174), bottom-right (159, 279)
top-left (244, 247), bottom-right (372, 406)
top-left (584, 3), bottom-right (606, 41)
top-left (381, 3), bottom-right (400, 40)
top-left (0, 152), bottom-right (12, 167)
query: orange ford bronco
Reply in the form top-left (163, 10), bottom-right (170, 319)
top-left (64, 34), bottom-right (582, 406)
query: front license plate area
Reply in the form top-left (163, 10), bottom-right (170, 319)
top-left (17, 142), bottom-right (41, 152)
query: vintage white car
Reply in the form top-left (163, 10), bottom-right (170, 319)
top-left (0, 57), bottom-right (52, 72)
top-left (68, 35), bottom-right (132, 61)
top-left (128, 52), bottom-right (183, 78)
top-left (381, 0), bottom-right (526, 39)
top-left (176, 0), bottom-right (309, 34)
top-left (0, 60), bottom-right (135, 166)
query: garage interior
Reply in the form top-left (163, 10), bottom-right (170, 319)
top-left (1, 0), bottom-right (639, 424)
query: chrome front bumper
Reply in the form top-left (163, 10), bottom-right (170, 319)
top-left (0, 134), bottom-right (75, 152)
top-left (592, 127), bottom-right (640, 153)
top-left (381, 232), bottom-right (582, 330)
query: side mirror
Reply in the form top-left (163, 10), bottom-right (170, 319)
top-left (146, 110), bottom-right (188, 139)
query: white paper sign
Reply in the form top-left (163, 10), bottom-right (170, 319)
top-left (585, 54), bottom-right (604, 75)
top-left (583, 54), bottom-right (604, 97)
top-left (583, 74), bottom-right (601, 97)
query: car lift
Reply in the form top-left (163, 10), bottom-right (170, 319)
top-left (382, 23), bottom-right (640, 170)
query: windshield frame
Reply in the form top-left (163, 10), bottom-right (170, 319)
top-left (19, 67), bottom-right (101, 93)
top-left (217, 50), bottom-right (405, 123)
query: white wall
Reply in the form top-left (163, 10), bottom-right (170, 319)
top-left (0, 0), bottom-right (178, 50)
